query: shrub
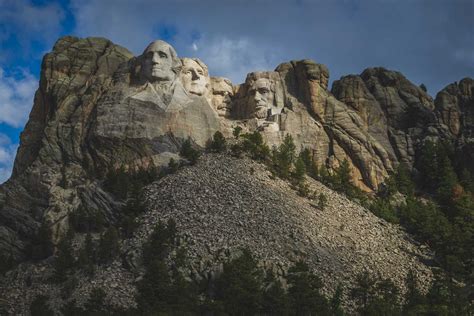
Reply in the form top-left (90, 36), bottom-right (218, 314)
top-left (69, 207), bottom-right (106, 233)
top-left (29, 223), bottom-right (54, 261)
top-left (207, 131), bottom-right (227, 153)
top-left (98, 227), bottom-right (120, 264)
top-left (167, 158), bottom-right (179, 173)
top-left (272, 134), bottom-right (296, 179)
top-left (30, 295), bottom-right (53, 316)
top-left (215, 249), bottom-right (263, 314)
top-left (233, 126), bottom-right (242, 139)
top-left (318, 193), bottom-right (328, 210)
top-left (287, 261), bottom-right (329, 314)
top-left (241, 131), bottom-right (271, 161)
top-left (180, 138), bottom-right (200, 165)
top-left (53, 229), bottom-right (75, 282)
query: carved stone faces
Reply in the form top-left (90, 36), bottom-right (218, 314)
top-left (140, 40), bottom-right (180, 82)
top-left (250, 78), bottom-right (275, 119)
top-left (211, 77), bottom-right (233, 117)
top-left (181, 58), bottom-right (209, 96)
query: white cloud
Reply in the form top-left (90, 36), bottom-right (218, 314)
top-left (188, 36), bottom-right (274, 84)
top-left (0, 133), bottom-right (18, 184)
top-left (454, 49), bottom-right (474, 66)
top-left (0, 68), bottom-right (38, 127)
top-left (0, 0), bottom-right (65, 49)
top-left (68, 0), bottom-right (473, 95)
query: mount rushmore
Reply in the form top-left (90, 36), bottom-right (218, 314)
top-left (0, 36), bottom-right (472, 264)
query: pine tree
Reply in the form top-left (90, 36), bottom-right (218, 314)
top-left (167, 157), bottom-right (179, 173)
top-left (30, 223), bottom-right (54, 260)
top-left (77, 233), bottom-right (95, 274)
top-left (232, 126), bottom-right (242, 139)
top-left (54, 229), bottom-right (75, 282)
top-left (137, 218), bottom-right (197, 314)
top-left (104, 165), bottom-right (130, 199)
top-left (330, 284), bottom-right (345, 316)
top-left (180, 138), bottom-right (200, 165)
top-left (84, 288), bottom-right (107, 314)
top-left (318, 193), bottom-right (328, 210)
top-left (394, 163), bottom-right (415, 196)
top-left (241, 131), bottom-right (271, 161)
top-left (287, 261), bottom-right (329, 315)
top-left (334, 159), bottom-right (353, 195)
top-left (261, 272), bottom-right (288, 315)
top-left (367, 279), bottom-right (400, 315)
top-left (436, 153), bottom-right (458, 209)
top-left (143, 219), bottom-right (176, 265)
top-left (417, 140), bottom-right (438, 191)
top-left (459, 168), bottom-right (474, 193)
top-left (30, 295), bottom-right (53, 316)
top-left (350, 271), bottom-right (377, 311)
top-left (403, 270), bottom-right (426, 314)
top-left (208, 131), bottom-right (227, 152)
top-left (98, 227), bottom-right (120, 264)
top-left (272, 134), bottom-right (296, 179)
top-left (300, 148), bottom-right (318, 179)
top-left (215, 248), bottom-right (263, 314)
top-left (293, 156), bottom-right (306, 183)
top-left (137, 258), bottom-right (174, 313)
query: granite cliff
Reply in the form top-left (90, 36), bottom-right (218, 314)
top-left (0, 36), bottom-right (472, 312)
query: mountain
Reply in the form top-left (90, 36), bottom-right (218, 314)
top-left (0, 36), bottom-right (472, 314)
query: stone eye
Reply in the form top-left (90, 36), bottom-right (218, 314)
top-left (159, 52), bottom-right (167, 58)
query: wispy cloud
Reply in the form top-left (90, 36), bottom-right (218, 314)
top-left (0, 133), bottom-right (18, 184)
top-left (0, 68), bottom-right (38, 127)
top-left (187, 36), bottom-right (274, 83)
top-left (0, 0), bottom-right (65, 60)
top-left (69, 0), bottom-right (473, 93)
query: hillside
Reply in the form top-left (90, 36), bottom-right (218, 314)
top-left (1, 153), bottom-right (434, 314)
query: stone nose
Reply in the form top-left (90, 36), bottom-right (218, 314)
top-left (191, 70), bottom-right (200, 80)
top-left (151, 52), bottom-right (160, 63)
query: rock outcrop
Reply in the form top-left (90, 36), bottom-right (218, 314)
top-left (434, 78), bottom-right (474, 174)
top-left (1, 36), bottom-right (133, 262)
top-left (0, 35), bottom-right (472, 272)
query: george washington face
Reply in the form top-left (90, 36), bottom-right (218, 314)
top-left (140, 40), bottom-right (177, 82)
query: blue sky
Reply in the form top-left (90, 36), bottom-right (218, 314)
top-left (0, 0), bottom-right (473, 183)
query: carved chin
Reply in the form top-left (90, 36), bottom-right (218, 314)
top-left (255, 107), bottom-right (268, 119)
top-left (188, 89), bottom-right (204, 96)
top-left (149, 69), bottom-right (173, 81)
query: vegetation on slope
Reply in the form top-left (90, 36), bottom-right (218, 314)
top-left (15, 131), bottom-right (473, 315)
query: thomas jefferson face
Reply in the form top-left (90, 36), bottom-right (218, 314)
top-left (250, 78), bottom-right (274, 119)
top-left (181, 58), bottom-right (209, 96)
top-left (141, 41), bottom-right (176, 82)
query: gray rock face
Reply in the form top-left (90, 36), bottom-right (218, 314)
top-left (332, 68), bottom-right (438, 167)
top-left (0, 35), bottom-right (472, 267)
top-left (1, 36), bottom-right (132, 261)
top-left (434, 78), bottom-right (474, 174)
